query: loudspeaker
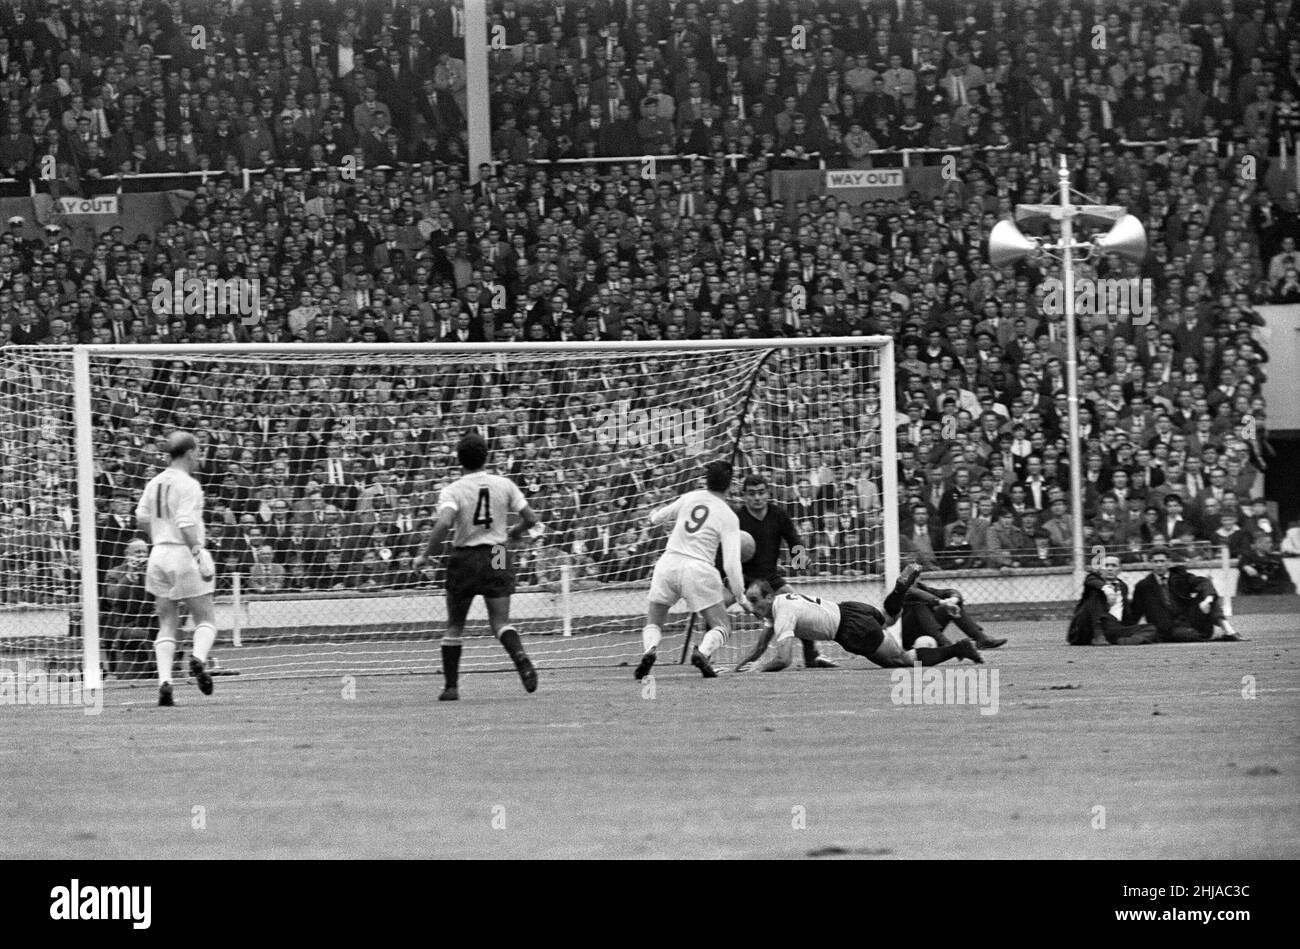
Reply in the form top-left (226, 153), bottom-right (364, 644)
top-left (1093, 214), bottom-right (1147, 263)
top-left (988, 220), bottom-right (1039, 267)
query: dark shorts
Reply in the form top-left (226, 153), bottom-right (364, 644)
top-left (834, 601), bottom-right (887, 657)
top-left (445, 545), bottom-right (515, 600)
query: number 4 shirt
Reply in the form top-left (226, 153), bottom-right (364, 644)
top-left (438, 471), bottom-right (527, 547)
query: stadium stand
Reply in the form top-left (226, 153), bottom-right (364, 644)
top-left (0, 0), bottom-right (1294, 606)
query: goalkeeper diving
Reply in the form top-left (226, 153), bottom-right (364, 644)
top-left (736, 564), bottom-right (984, 672)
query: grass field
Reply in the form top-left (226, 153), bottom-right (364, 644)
top-left (3, 613), bottom-right (1297, 859)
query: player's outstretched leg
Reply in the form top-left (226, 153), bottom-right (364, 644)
top-left (950, 603), bottom-right (1006, 649)
top-left (882, 562), bottom-right (924, 622)
top-left (911, 639), bottom-right (984, 665)
top-left (498, 625), bottom-right (537, 693)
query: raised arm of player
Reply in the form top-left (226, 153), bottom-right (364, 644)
top-left (649, 497), bottom-right (682, 527)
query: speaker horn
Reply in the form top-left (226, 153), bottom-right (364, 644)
top-left (988, 220), bottom-right (1039, 267)
top-left (1093, 214), bottom-right (1147, 263)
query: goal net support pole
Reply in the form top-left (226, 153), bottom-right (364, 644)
top-left (72, 346), bottom-right (102, 692)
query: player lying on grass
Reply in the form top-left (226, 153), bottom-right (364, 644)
top-left (135, 431), bottom-right (218, 707)
top-left (635, 459), bottom-right (750, 680)
top-left (736, 564), bottom-right (983, 672)
top-left (412, 431), bottom-right (541, 701)
top-left (899, 581), bottom-right (1007, 651)
top-left (726, 473), bottom-right (836, 668)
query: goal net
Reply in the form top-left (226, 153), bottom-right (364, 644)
top-left (1, 340), bottom-right (897, 686)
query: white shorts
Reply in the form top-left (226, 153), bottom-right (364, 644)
top-left (145, 545), bottom-right (215, 601)
top-left (647, 552), bottom-right (725, 613)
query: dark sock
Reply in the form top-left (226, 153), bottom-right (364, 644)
top-left (801, 639), bottom-right (820, 664)
top-left (883, 585), bottom-right (908, 617)
top-left (442, 642), bottom-right (461, 689)
top-left (913, 643), bottom-right (963, 666)
top-left (499, 626), bottom-right (526, 663)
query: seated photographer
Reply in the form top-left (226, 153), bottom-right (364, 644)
top-left (102, 539), bottom-right (156, 678)
top-left (1128, 549), bottom-right (1246, 642)
top-left (1237, 534), bottom-right (1296, 596)
top-left (1067, 555), bottom-right (1158, 646)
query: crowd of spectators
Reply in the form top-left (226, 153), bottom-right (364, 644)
top-left (1, 0), bottom-right (1299, 605)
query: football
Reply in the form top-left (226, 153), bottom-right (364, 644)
top-left (912, 636), bottom-right (939, 649)
top-left (739, 530), bottom-right (756, 562)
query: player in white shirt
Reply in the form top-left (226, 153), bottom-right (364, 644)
top-left (134, 432), bottom-right (218, 706)
top-left (635, 460), bottom-right (749, 679)
top-left (737, 564), bottom-right (983, 671)
top-left (412, 432), bottom-right (541, 701)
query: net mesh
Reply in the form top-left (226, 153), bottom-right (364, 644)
top-left (0, 342), bottom-right (892, 681)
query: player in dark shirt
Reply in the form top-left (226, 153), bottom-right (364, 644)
top-left (730, 474), bottom-right (836, 668)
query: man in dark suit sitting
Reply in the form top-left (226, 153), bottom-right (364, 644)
top-left (1127, 549), bottom-right (1245, 642)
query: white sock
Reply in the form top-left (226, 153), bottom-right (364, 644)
top-left (192, 623), bottom-right (216, 663)
top-left (155, 637), bottom-right (176, 686)
top-left (641, 624), bottom-right (662, 654)
top-left (698, 626), bottom-right (726, 658)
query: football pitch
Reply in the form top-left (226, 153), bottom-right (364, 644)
top-left (3, 614), bottom-right (1297, 859)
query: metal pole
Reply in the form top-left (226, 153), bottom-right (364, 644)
top-left (72, 347), bottom-right (102, 692)
top-left (1059, 156), bottom-right (1086, 589)
top-left (464, 0), bottom-right (492, 183)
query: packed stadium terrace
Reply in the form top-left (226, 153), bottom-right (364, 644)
top-left (0, 0), bottom-right (1293, 601)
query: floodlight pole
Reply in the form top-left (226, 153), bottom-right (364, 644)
top-left (1058, 156), bottom-right (1087, 589)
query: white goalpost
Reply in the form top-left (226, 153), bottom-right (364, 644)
top-left (1, 338), bottom-right (897, 686)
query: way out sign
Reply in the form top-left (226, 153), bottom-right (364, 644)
top-left (56, 195), bottom-right (120, 215)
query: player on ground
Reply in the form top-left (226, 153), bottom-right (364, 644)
top-left (413, 431), bottom-right (540, 702)
top-left (737, 564), bottom-right (984, 672)
top-left (635, 460), bottom-right (748, 680)
top-left (899, 581), bottom-right (1008, 650)
top-left (135, 431), bottom-right (217, 706)
top-left (732, 473), bottom-right (836, 668)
